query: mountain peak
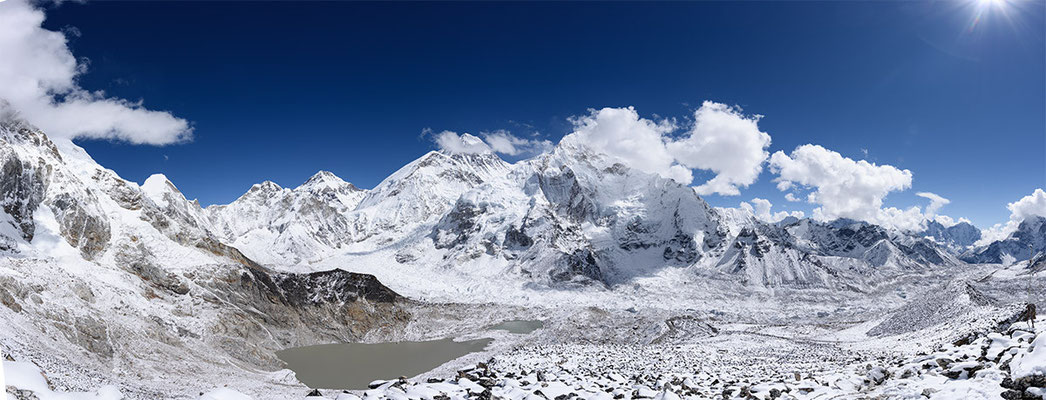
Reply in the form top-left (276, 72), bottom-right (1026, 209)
top-left (305, 170), bottom-right (341, 184)
top-left (141, 174), bottom-right (179, 200)
top-left (300, 170), bottom-right (359, 190)
top-left (229, 181), bottom-right (286, 203)
top-left (250, 180), bottom-right (282, 192)
top-left (458, 133), bottom-right (486, 148)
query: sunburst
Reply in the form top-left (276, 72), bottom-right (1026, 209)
top-left (967, 0), bottom-right (1031, 33)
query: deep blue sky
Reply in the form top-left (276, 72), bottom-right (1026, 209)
top-left (43, 1), bottom-right (1045, 228)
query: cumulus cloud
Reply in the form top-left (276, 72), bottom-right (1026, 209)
top-left (769, 144), bottom-right (913, 225)
top-left (563, 102), bottom-right (771, 194)
top-left (767, 146), bottom-right (978, 231)
top-left (739, 198), bottom-right (804, 223)
top-left (668, 102), bottom-right (771, 196)
top-left (977, 188), bottom-right (1046, 246)
top-left (933, 215), bottom-right (972, 228)
top-left (873, 206), bottom-right (929, 232)
top-left (1008, 188), bottom-right (1046, 221)
top-left (0, 0), bottom-right (191, 144)
top-left (481, 129), bottom-right (553, 156)
top-left (565, 106), bottom-right (693, 184)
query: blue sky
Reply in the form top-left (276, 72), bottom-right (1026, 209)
top-left (29, 1), bottom-right (1046, 228)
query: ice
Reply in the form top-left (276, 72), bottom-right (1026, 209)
top-left (3, 361), bottom-right (124, 400)
top-left (1011, 330), bottom-right (1046, 379)
top-left (199, 388), bottom-right (253, 400)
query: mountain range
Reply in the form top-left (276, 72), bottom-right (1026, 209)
top-left (3, 115), bottom-right (1041, 299)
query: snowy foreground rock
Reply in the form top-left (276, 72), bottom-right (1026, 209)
top-left (264, 318), bottom-right (1046, 400)
top-left (10, 304), bottom-right (1042, 399)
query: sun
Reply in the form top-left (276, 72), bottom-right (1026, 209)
top-left (968, 0), bottom-right (1015, 31)
top-left (978, 0), bottom-right (1009, 8)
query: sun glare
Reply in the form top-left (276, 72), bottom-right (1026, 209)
top-left (969, 0), bottom-right (1015, 31)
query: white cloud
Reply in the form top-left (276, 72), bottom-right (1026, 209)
top-left (668, 102), bottom-right (771, 196)
top-left (561, 102), bottom-right (771, 194)
top-left (872, 206), bottom-right (927, 232)
top-left (933, 215), bottom-right (971, 228)
top-left (769, 144), bottom-right (913, 226)
top-left (481, 129), bottom-right (552, 156)
top-left (978, 222), bottom-right (1017, 247)
top-left (739, 198), bottom-right (804, 223)
top-left (564, 106), bottom-right (693, 184)
top-left (1008, 188), bottom-right (1046, 221)
top-left (433, 129), bottom-right (553, 158)
top-left (767, 145), bottom-right (962, 231)
top-left (434, 131), bottom-right (491, 154)
top-left (976, 188), bottom-right (1046, 246)
top-left (915, 192), bottom-right (951, 219)
top-left (0, 0), bottom-right (191, 144)
top-left (915, 191), bottom-right (967, 228)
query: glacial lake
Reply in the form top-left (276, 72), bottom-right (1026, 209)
top-left (488, 319), bottom-right (544, 334)
top-left (277, 338), bottom-right (493, 390)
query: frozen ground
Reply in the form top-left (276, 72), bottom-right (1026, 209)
top-left (5, 262), bottom-right (1044, 400)
top-left (336, 315), bottom-right (1046, 400)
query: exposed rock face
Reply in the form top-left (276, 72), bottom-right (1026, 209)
top-left (0, 116), bottom-right (112, 259)
top-left (0, 145), bottom-right (48, 242)
top-left (262, 267), bottom-right (402, 306)
top-left (91, 169), bottom-right (143, 210)
top-left (49, 192), bottom-right (111, 259)
top-left (113, 242), bottom-right (191, 295)
top-left (204, 263), bottom-right (409, 368)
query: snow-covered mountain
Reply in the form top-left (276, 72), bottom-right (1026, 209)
top-left (963, 216), bottom-right (1046, 264)
top-left (0, 106), bottom-right (1012, 299)
top-left (920, 219), bottom-right (981, 251)
top-left (196, 132), bottom-right (971, 296)
top-left (0, 113), bottom-right (409, 396)
top-left (205, 141), bottom-right (512, 266)
top-left (205, 171), bottom-right (368, 265)
top-left (427, 138), bottom-right (724, 286)
top-left (702, 217), bottom-right (960, 290)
